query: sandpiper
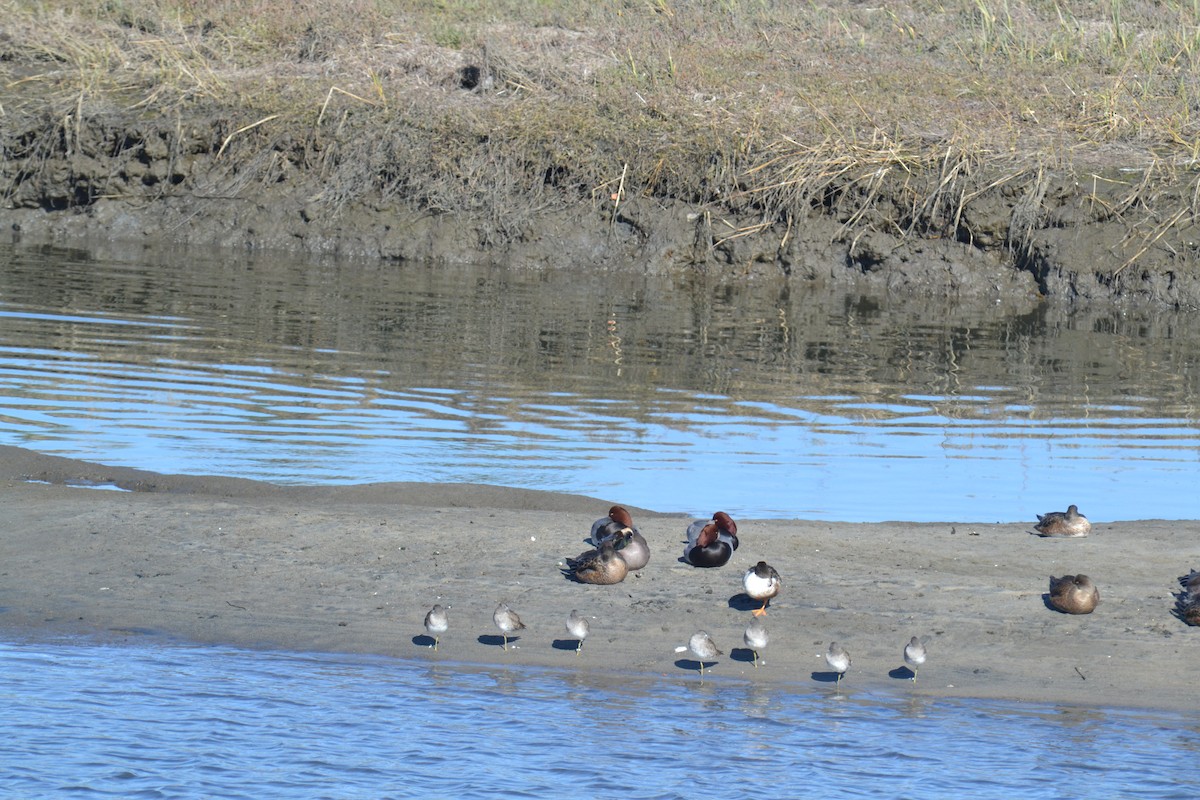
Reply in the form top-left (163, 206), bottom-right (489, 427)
top-left (493, 602), bottom-right (526, 650)
top-left (566, 610), bottom-right (590, 655)
top-left (826, 642), bottom-right (851, 688)
top-left (743, 618), bottom-right (769, 668)
top-left (423, 604), bottom-right (448, 651)
top-left (675, 631), bottom-right (723, 682)
top-left (903, 636), bottom-right (927, 682)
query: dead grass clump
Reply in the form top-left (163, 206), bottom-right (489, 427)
top-left (4, 0), bottom-right (1200, 269)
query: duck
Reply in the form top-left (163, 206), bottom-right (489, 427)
top-left (565, 533), bottom-right (630, 585)
top-left (423, 604), bottom-right (448, 650)
top-left (903, 636), bottom-right (927, 682)
top-left (742, 561), bottom-right (782, 616)
top-left (589, 505), bottom-right (650, 571)
top-left (1179, 569), bottom-right (1200, 593)
top-left (1178, 595), bottom-right (1200, 626)
top-left (590, 505), bottom-right (637, 544)
top-left (1048, 574), bottom-right (1099, 614)
top-left (1033, 505), bottom-right (1091, 537)
top-left (493, 602), bottom-right (526, 650)
top-left (683, 511), bottom-right (738, 567)
top-left (1174, 570), bottom-right (1200, 626)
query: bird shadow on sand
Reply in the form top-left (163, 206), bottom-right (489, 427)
top-left (811, 671), bottom-right (843, 683)
top-left (729, 647), bottom-right (758, 664)
top-left (412, 634), bottom-right (437, 649)
top-left (726, 593), bottom-right (761, 612)
top-left (551, 638), bottom-right (582, 652)
top-left (888, 666), bottom-right (916, 680)
top-left (477, 634), bottom-right (520, 648)
top-left (674, 658), bottom-right (717, 674)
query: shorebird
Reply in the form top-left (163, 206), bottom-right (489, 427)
top-left (742, 561), bottom-right (782, 616)
top-left (565, 533), bottom-right (630, 585)
top-left (675, 631), bottom-right (722, 682)
top-left (743, 618), bottom-right (769, 668)
top-left (683, 512), bottom-right (738, 567)
top-left (1048, 574), bottom-right (1099, 614)
top-left (493, 602), bottom-right (526, 650)
top-left (826, 642), bottom-right (851, 688)
top-left (903, 636), bottom-right (927, 682)
top-left (423, 604), bottom-right (448, 651)
top-left (566, 610), bottom-right (590, 655)
top-left (1033, 504), bottom-right (1091, 537)
top-left (588, 506), bottom-right (650, 571)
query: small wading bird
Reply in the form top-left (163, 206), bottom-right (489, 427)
top-left (493, 602), bottom-right (526, 650)
top-left (743, 618), bottom-right (768, 668)
top-left (903, 636), bottom-right (927, 682)
top-left (1033, 504), bottom-right (1091, 537)
top-left (826, 642), bottom-right (851, 688)
top-left (1048, 574), bottom-right (1099, 614)
top-left (742, 561), bottom-right (782, 616)
top-left (675, 631), bottom-right (722, 682)
top-left (423, 604), bottom-right (448, 651)
top-left (566, 610), bottom-right (590, 655)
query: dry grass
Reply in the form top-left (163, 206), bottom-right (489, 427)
top-left (2, 0), bottom-right (1199, 254)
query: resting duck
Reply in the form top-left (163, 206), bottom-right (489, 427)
top-left (566, 532), bottom-right (630, 585)
top-left (742, 561), bottom-right (782, 616)
top-left (1175, 570), bottom-right (1200, 626)
top-left (1048, 574), bottom-right (1099, 614)
top-left (683, 511), bottom-right (738, 567)
top-left (589, 505), bottom-right (650, 571)
top-left (1033, 505), bottom-right (1091, 537)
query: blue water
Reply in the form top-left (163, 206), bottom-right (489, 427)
top-left (1, 244), bottom-right (1199, 521)
top-left (1, 638), bottom-right (1195, 799)
top-left (2, 244), bottom-right (1198, 794)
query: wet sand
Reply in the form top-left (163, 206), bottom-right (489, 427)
top-left (1, 445), bottom-right (1194, 711)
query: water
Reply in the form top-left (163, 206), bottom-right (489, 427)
top-left (2, 242), bottom-right (1197, 792)
top-left (0, 242), bottom-right (1198, 521)
top-left (1, 638), bottom-right (1195, 799)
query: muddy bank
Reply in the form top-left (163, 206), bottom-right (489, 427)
top-left (2, 107), bottom-right (1199, 307)
top-left (1, 445), bottom-right (1195, 711)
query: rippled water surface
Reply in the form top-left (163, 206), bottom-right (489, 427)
top-left (1, 242), bottom-right (1198, 520)
top-left (2, 638), bottom-right (1195, 799)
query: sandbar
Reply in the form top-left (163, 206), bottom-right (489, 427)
top-left (1, 445), bottom-right (1194, 712)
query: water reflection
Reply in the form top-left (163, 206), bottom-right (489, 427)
top-left (0, 242), bottom-right (1197, 521)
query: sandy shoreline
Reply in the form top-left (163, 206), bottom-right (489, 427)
top-left (1, 445), bottom-right (1195, 711)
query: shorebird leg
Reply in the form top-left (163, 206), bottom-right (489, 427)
top-left (752, 599), bottom-right (769, 617)
top-left (502, 635), bottom-right (509, 651)
top-left (576, 639), bottom-right (584, 656)
top-left (752, 649), bottom-right (760, 668)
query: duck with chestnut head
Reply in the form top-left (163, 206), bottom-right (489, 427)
top-left (589, 505), bottom-right (650, 571)
top-left (683, 511), bottom-right (738, 567)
